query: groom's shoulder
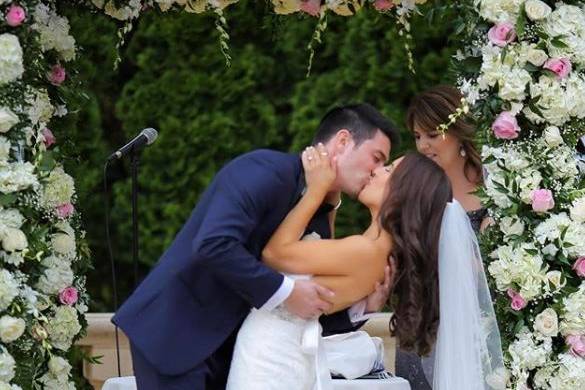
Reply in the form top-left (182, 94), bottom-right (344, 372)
top-left (227, 149), bottom-right (299, 176)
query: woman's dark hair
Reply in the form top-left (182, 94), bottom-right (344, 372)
top-left (406, 85), bottom-right (482, 185)
top-left (379, 152), bottom-right (453, 356)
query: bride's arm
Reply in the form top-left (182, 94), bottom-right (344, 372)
top-left (262, 143), bottom-right (336, 266)
top-left (264, 237), bottom-right (386, 311)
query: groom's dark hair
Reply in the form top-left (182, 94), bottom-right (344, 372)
top-left (313, 103), bottom-right (400, 147)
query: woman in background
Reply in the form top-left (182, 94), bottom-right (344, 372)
top-left (395, 85), bottom-right (488, 389)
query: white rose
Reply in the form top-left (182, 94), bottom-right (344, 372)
top-left (0, 209), bottom-right (23, 229)
top-left (1, 228), bottom-right (27, 252)
top-left (534, 308), bottom-right (559, 337)
top-left (0, 34), bottom-right (24, 85)
top-left (546, 271), bottom-right (565, 290)
top-left (0, 349), bottom-right (15, 383)
top-left (524, 0), bottom-right (551, 21)
top-left (542, 243), bottom-right (558, 257)
top-left (0, 108), bottom-right (18, 133)
top-left (544, 126), bottom-right (563, 147)
top-left (0, 316), bottom-right (25, 343)
top-left (48, 356), bottom-right (71, 381)
top-left (526, 48), bottom-right (548, 67)
top-left (500, 216), bottom-right (525, 237)
top-left (570, 197), bottom-right (585, 222)
top-left (51, 232), bottom-right (75, 255)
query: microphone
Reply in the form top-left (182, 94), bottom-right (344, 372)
top-left (107, 128), bottom-right (158, 161)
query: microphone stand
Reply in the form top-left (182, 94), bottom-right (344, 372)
top-left (130, 147), bottom-right (140, 290)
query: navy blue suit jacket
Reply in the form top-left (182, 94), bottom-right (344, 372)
top-left (112, 149), bottom-right (355, 376)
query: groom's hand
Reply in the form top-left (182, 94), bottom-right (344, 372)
top-left (365, 264), bottom-right (392, 313)
top-left (284, 280), bottom-right (334, 319)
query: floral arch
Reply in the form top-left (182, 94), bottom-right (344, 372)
top-left (0, 0), bottom-right (584, 388)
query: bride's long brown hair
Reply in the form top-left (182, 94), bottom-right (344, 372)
top-left (380, 153), bottom-right (452, 356)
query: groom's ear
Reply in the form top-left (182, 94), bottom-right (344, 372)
top-left (332, 129), bottom-right (352, 151)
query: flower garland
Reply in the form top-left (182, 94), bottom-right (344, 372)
top-left (0, 1), bottom-right (90, 388)
top-left (452, 1), bottom-right (585, 388)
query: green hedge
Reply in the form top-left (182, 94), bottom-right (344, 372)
top-left (63, 2), bottom-right (456, 311)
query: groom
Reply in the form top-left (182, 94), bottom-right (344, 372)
top-left (112, 103), bottom-right (399, 389)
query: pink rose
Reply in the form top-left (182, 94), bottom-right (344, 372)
top-left (59, 287), bottom-right (78, 306)
top-left (507, 289), bottom-right (527, 311)
top-left (41, 127), bottom-right (55, 147)
top-left (56, 203), bottom-right (75, 219)
top-left (5, 4), bottom-right (26, 27)
top-left (300, 0), bottom-right (321, 16)
top-left (543, 58), bottom-right (572, 80)
top-left (492, 111), bottom-right (520, 139)
top-left (573, 257), bottom-right (585, 278)
top-left (531, 189), bottom-right (555, 213)
top-left (488, 22), bottom-right (517, 47)
top-left (374, 0), bottom-right (395, 11)
top-left (566, 335), bottom-right (585, 358)
top-left (48, 64), bottom-right (66, 86)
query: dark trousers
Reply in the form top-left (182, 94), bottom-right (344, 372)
top-left (131, 329), bottom-right (238, 390)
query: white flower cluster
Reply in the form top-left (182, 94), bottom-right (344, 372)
top-left (0, 162), bottom-right (38, 194)
top-left (36, 256), bottom-right (73, 295)
top-left (31, 3), bottom-right (76, 61)
top-left (0, 348), bottom-right (16, 383)
top-left (488, 243), bottom-right (547, 299)
top-left (559, 282), bottom-right (585, 337)
top-left (45, 306), bottom-right (81, 351)
top-left (0, 108), bottom-right (19, 134)
top-left (534, 213), bottom-right (585, 259)
top-left (25, 88), bottom-right (54, 128)
top-left (543, 4), bottom-right (585, 66)
top-left (526, 74), bottom-right (585, 126)
top-left (0, 34), bottom-right (24, 85)
top-left (482, 145), bottom-right (541, 207)
top-left (37, 356), bottom-right (74, 390)
top-left (0, 316), bottom-right (26, 344)
top-left (102, 0), bottom-right (142, 20)
top-left (51, 221), bottom-right (76, 258)
top-left (0, 270), bottom-right (18, 312)
top-left (543, 353), bottom-right (585, 389)
top-left (0, 208), bottom-right (27, 261)
top-left (0, 138), bottom-right (11, 164)
top-left (570, 196), bottom-right (585, 223)
top-left (41, 167), bottom-right (75, 209)
top-left (508, 327), bottom-right (553, 374)
top-left (478, 0), bottom-right (523, 23)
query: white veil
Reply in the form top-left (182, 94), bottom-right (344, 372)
top-left (432, 200), bottom-right (507, 390)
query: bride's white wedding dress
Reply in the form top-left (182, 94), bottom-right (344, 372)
top-left (227, 201), bottom-right (506, 390)
top-left (226, 274), bottom-right (331, 390)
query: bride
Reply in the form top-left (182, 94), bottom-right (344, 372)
top-left (226, 145), bottom-right (505, 390)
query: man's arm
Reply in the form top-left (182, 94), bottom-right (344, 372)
top-left (193, 152), bottom-right (332, 317)
top-left (193, 153), bottom-right (293, 308)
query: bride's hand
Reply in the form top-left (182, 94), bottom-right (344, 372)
top-left (302, 143), bottom-right (336, 197)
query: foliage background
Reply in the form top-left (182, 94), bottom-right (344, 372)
top-left (60, 1), bottom-right (456, 311)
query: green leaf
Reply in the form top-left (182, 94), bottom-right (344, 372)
top-left (550, 36), bottom-right (569, 48)
top-left (0, 193), bottom-right (18, 207)
top-left (515, 3), bottom-right (527, 39)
